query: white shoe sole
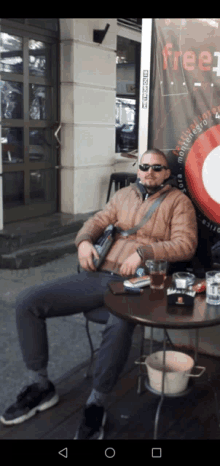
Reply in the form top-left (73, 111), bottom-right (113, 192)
top-left (0, 392), bottom-right (59, 426)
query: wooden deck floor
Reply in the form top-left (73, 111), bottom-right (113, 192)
top-left (1, 326), bottom-right (220, 459)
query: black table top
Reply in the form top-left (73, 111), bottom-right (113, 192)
top-left (104, 276), bottom-right (220, 329)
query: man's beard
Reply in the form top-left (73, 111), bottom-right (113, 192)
top-left (144, 182), bottom-right (164, 193)
top-left (139, 178), bottom-right (164, 193)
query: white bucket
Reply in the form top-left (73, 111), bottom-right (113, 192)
top-left (135, 351), bottom-right (206, 395)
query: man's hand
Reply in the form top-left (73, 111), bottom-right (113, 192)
top-left (78, 240), bottom-right (100, 272)
top-left (119, 252), bottom-right (142, 277)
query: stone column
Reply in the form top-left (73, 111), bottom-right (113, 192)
top-left (59, 18), bottom-right (117, 214)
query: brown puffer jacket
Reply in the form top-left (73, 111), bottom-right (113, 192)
top-left (75, 177), bottom-right (198, 275)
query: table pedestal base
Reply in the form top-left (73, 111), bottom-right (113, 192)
top-left (144, 374), bottom-right (195, 440)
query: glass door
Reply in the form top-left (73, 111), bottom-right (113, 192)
top-left (0, 21), bottom-right (59, 223)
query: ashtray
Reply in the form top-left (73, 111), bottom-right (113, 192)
top-left (172, 272), bottom-right (195, 289)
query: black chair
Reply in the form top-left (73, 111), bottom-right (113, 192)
top-left (168, 222), bottom-right (214, 278)
top-left (106, 172), bottom-right (137, 203)
top-left (77, 260), bottom-right (110, 378)
top-left (77, 261), bottom-right (175, 391)
top-left (212, 240), bottom-right (220, 267)
top-left (82, 306), bottom-right (109, 379)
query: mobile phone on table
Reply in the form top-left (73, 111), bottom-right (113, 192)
top-left (123, 275), bottom-right (150, 289)
top-left (108, 282), bottom-right (143, 295)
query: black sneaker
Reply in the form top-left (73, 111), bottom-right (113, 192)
top-left (0, 381), bottom-right (59, 426)
top-left (74, 404), bottom-right (107, 439)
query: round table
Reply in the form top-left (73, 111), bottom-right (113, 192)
top-left (104, 276), bottom-right (220, 439)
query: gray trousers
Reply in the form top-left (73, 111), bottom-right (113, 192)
top-left (15, 270), bottom-right (136, 394)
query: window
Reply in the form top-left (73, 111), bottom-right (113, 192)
top-left (117, 19), bottom-right (142, 32)
top-left (0, 19), bottom-right (59, 223)
top-left (115, 36), bottom-right (141, 153)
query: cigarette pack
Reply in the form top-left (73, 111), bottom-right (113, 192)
top-left (167, 287), bottom-right (196, 306)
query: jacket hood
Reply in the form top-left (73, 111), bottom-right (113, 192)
top-left (135, 175), bottom-right (179, 200)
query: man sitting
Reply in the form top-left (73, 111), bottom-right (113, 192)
top-left (0, 148), bottom-right (198, 439)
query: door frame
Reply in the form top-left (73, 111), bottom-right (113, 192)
top-left (0, 19), bottom-right (60, 224)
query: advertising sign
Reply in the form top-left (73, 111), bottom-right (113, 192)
top-left (144, 18), bottom-right (220, 260)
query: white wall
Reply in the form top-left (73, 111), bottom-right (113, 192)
top-left (59, 18), bottom-right (139, 215)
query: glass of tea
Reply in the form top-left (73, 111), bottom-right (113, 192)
top-left (145, 260), bottom-right (168, 289)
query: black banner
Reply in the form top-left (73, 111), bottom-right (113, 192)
top-left (148, 18), bottom-right (220, 260)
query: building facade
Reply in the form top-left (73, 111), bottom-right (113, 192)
top-left (2, 19), bottom-right (220, 357)
top-left (0, 18), bottom-right (142, 229)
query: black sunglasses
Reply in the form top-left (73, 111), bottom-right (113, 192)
top-left (139, 164), bottom-right (168, 172)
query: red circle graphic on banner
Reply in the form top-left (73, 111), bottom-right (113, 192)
top-left (185, 124), bottom-right (220, 224)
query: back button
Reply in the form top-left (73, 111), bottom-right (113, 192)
top-left (58, 448), bottom-right (68, 458)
